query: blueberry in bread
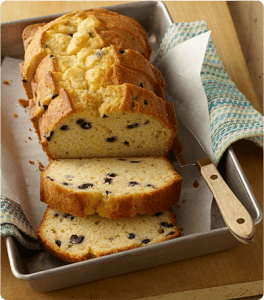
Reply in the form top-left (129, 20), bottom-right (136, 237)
top-left (36, 206), bottom-right (181, 263)
top-left (40, 157), bottom-right (182, 219)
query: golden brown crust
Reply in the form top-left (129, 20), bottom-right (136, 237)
top-left (75, 9), bottom-right (151, 59)
top-left (109, 46), bottom-right (164, 88)
top-left (95, 28), bottom-right (149, 58)
top-left (28, 44), bottom-right (165, 132)
top-left (89, 64), bottom-right (165, 99)
top-left (40, 157), bottom-right (182, 219)
top-left (22, 22), bottom-right (47, 49)
top-left (19, 28), bottom-right (48, 98)
top-left (38, 88), bottom-right (74, 144)
top-left (20, 9), bottom-right (152, 99)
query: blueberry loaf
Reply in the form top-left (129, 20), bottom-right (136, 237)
top-left (20, 8), bottom-right (152, 99)
top-left (36, 206), bottom-right (181, 263)
top-left (40, 157), bottom-right (182, 219)
top-left (20, 8), bottom-right (177, 159)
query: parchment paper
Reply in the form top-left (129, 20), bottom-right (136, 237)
top-left (1, 32), bottom-right (214, 235)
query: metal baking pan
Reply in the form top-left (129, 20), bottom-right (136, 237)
top-left (2, 1), bottom-right (262, 292)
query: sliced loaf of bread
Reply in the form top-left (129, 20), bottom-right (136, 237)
top-left (36, 206), bottom-right (180, 263)
top-left (40, 156), bottom-right (182, 219)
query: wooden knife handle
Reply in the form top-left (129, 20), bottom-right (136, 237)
top-left (198, 160), bottom-right (255, 244)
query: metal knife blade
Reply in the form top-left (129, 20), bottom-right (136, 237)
top-left (172, 117), bottom-right (209, 167)
top-left (173, 116), bottom-right (255, 244)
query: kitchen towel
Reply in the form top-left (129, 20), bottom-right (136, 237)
top-left (1, 196), bottom-right (42, 250)
top-left (1, 21), bottom-right (263, 249)
top-left (154, 20), bottom-right (263, 165)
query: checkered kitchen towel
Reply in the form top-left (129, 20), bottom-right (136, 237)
top-left (154, 21), bottom-right (263, 165)
top-left (1, 196), bottom-right (42, 250)
top-left (1, 21), bottom-right (263, 249)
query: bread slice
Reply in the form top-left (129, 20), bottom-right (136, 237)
top-left (40, 157), bottom-right (182, 219)
top-left (36, 206), bottom-right (181, 263)
top-left (32, 83), bottom-right (176, 159)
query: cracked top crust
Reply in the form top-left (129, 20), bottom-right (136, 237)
top-left (20, 9), bottom-right (152, 98)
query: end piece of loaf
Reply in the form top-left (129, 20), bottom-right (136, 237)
top-left (40, 157), bottom-right (182, 219)
top-left (36, 206), bottom-right (181, 263)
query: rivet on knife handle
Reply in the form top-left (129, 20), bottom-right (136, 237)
top-left (197, 158), bottom-right (255, 244)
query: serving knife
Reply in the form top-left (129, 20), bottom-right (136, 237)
top-left (173, 116), bottom-right (255, 244)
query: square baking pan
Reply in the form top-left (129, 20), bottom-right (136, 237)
top-left (2, 1), bottom-right (262, 292)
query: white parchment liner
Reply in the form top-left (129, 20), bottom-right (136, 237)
top-left (1, 32), bottom-right (214, 235)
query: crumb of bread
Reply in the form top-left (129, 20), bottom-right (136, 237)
top-left (18, 99), bottom-right (29, 108)
top-left (29, 160), bottom-right (35, 165)
top-left (28, 137), bottom-right (32, 140)
top-left (193, 180), bottom-right (199, 188)
top-left (29, 128), bottom-right (32, 131)
top-left (3, 80), bottom-right (9, 85)
top-left (38, 162), bottom-right (45, 172)
top-left (182, 199), bottom-right (187, 203)
top-left (13, 113), bottom-right (18, 118)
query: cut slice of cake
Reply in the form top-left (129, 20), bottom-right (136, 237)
top-left (40, 157), bottom-right (182, 219)
top-left (36, 206), bottom-right (181, 263)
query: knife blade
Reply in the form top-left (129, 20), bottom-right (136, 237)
top-left (173, 116), bottom-right (255, 244)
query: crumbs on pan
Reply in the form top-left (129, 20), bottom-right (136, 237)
top-left (193, 180), bottom-right (199, 188)
top-left (3, 80), bottom-right (10, 85)
top-left (13, 113), bottom-right (18, 118)
top-left (182, 199), bottom-right (187, 203)
top-left (38, 162), bottom-right (45, 172)
top-left (29, 160), bottom-right (35, 165)
top-left (28, 137), bottom-right (32, 140)
top-left (18, 99), bottom-right (29, 108)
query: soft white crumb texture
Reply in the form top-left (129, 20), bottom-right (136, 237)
top-left (40, 207), bottom-right (178, 258)
top-left (46, 157), bottom-right (175, 196)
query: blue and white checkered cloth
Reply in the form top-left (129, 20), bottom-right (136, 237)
top-left (1, 21), bottom-right (263, 249)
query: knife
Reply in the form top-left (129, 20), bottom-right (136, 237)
top-left (173, 116), bottom-right (255, 244)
